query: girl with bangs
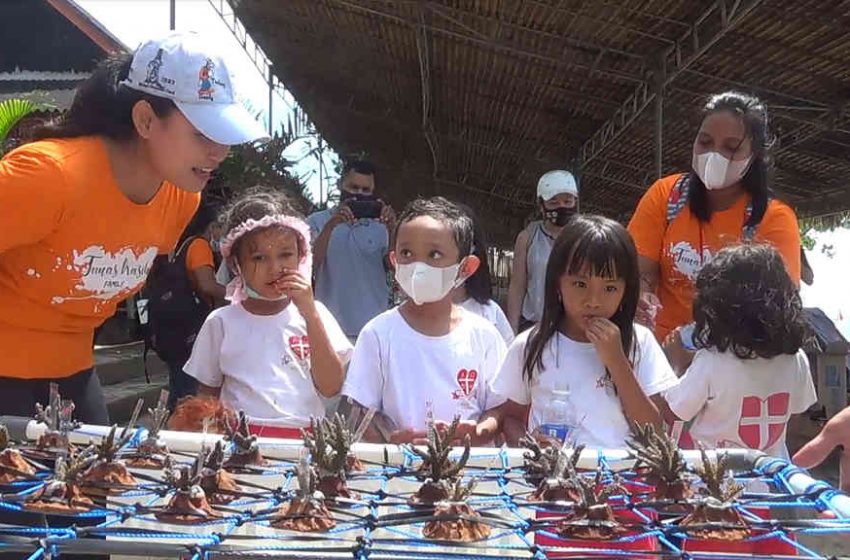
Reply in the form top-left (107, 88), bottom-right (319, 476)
top-left (479, 215), bottom-right (677, 448)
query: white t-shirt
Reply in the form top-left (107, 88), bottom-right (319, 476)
top-left (342, 307), bottom-right (507, 431)
top-left (490, 324), bottom-right (678, 449)
top-left (460, 298), bottom-right (514, 344)
top-left (664, 348), bottom-right (817, 458)
top-left (184, 301), bottom-right (353, 428)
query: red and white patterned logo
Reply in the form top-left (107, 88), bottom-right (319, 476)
top-left (452, 369), bottom-right (478, 400)
top-left (288, 335), bottom-right (311, 361)
top-left (738, 393), bottom-right (790, 450)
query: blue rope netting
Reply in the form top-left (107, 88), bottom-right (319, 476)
top-left (1, 446), bottom-right (848, 559)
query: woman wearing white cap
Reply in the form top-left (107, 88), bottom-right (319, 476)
top-left (0, 31), bottom-right (268, 423)
top-left (506, 169), bottom-right (579, 333)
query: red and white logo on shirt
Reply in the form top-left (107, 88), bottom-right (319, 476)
top-left (737, 393), bottom-right (790, 450)
top-left (452, 368), bottom-right (478, 400)
top-left (288, 335), bottom-right (311, 361)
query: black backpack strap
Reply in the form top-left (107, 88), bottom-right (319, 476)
top-left (142, 332), bottom-right (152, 384)
top-left (173, 236), bottom-right (198, 264)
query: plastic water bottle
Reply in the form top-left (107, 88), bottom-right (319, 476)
top-left (538, 387), bottom-right (577, 443)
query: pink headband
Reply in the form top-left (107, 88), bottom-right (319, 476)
top-left (219, 214), bottom-right (312, 304)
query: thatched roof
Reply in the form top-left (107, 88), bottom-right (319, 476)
top-left (234, 0), bottom-right (850, 246)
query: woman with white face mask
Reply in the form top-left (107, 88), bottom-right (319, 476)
top-left (627, 91), bottom-right (801, 347)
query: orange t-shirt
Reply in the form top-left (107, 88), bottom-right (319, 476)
top-left (628, 173), bottom-right (801, 342)
top-left (184, 237), bottom-right (215, 304)
top-left (185, 237), bottom-right (215, 273)
top-left (0, 137), bottom-right (200, 378)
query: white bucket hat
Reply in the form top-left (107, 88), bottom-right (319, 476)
top-left (121, 31), bottom-right (269, 145)
top-left (537, 169), bottom-right (579, 201)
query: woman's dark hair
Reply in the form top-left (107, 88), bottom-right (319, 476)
top-left (688, 91), bottom-right (772, 228)
top-left (523, 215), bottom-right (641, 380)
top-left (180, 201), bottom-right (221, 243)
top-left (30, 53), bottom-right (177, 142)
top-left (223, 186), bottom-right (302, 261)
top-left (394, 197), bottom-right (474, 259)
top-left (457, 203), bottom-right (492, 304)
top-left (692, 243), bottom-right (806, 359)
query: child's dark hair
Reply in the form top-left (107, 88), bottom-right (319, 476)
top-left (30, 53), bottom-right (178, 142)
top-left (523, 215), bottom-right (641, 380)
top-left (687, 91), bottom-right (772, 228)
top-left (395, 197), bottom-right (474, 259)
top-left (181, 201), bottom-right (221, 243)
top-left (341, 160), bottom-right (376, 177)
top-left (223, 186), bottom-right (302, 260)
top-left (692, 244), bottom-right (806, 359)
top-left (456, 203), bottom-right (492, 304)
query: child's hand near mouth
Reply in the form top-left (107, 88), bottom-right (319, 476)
top-left (585, 316), bottom-right (626, 369)
top-left (272, 270), bottom-right (314, 312)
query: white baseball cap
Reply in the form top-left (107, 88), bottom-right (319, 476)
top-left (121, 31), bottom-right (269, 146)
top-left (537, 169), bottom-right (578, 201)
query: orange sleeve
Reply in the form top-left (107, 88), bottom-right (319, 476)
top-left (627, 175), bottom-right (678, 263)
top-left (0, 144), bottom-right (71, 254)
top-left (185, 238), bottom-right (215, 271)
top-left (756, 200), bottom-right (801, 285)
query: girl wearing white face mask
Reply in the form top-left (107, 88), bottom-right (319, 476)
top-left (627, 91), bottom-right (801, 348)
top-left (340, 197), bottom-right (508, 445)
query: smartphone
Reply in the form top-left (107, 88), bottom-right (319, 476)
top-left (348, 199), bottom-right (383, 220)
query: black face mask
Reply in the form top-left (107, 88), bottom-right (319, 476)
top-left (543, 206), bottom-right (577, 227)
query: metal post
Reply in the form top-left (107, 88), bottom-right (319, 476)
top-left (318, 136), bottom-right (324, 206)
top-left (654, 53), bottom-right (666, 179)
top-left (169, 0), bottom-right (176, 30)
top-left (267, 64), bottom-right (274, 137)
top-left (654, 95), bottom-right (663, 179)
top-left (571, 157), bottom-right (582, 213)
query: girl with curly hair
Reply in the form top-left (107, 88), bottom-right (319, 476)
top-left (663, 243), bottom-right (816, 458)
top-left (175, 188), bottom-right (352, 437)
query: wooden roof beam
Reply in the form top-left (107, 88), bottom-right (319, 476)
top-left (425, 2), bottom-right (649, 65)
top-left (521, 0), bottom-right (680, 45)
top-left (680, 68), bottom-right (838, 109)
top-left (292, 89), bottom-right (575, 176)
top-left (332, 0), bottom-right (646, 84)
top-left (268, 23), bottom-right (624, 124)
top-left (797, 187), bottom-right (850, 219)
top-left (775, 102), bottom-right (850, 155)
top-left (577, 0), bottom-right (765, 167)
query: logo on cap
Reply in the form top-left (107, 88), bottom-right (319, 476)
top-left (197, 59), bottom-right (225, 101)
top-left (141, 48), bottom-right (176, 94)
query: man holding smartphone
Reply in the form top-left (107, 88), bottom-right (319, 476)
top-left (308, 160), bottom-right (396, 342)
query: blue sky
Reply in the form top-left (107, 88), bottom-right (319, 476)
top-left (74, 0), bottom-right (850, 339)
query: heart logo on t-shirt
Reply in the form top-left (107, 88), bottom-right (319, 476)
top-left (288, 335), bottom-right (311, 360)
top-left (737, 392), bottom-right (790, 451)
top-left (456, 369), bottom-right (478, 397)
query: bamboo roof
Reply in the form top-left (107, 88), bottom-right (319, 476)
top-left (234, 0), bottom-right (850, 246)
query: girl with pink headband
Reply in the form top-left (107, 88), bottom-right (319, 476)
top-left (181, 188), bottom-right (352, 438)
